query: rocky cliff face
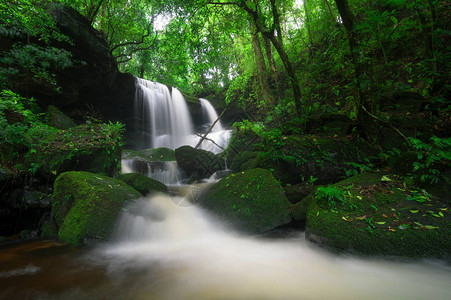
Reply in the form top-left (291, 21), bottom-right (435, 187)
top-left (3, 3), bottom-right (136, 126)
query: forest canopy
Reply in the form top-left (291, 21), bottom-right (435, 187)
top-left (1, 0), bottom-right (449, 126)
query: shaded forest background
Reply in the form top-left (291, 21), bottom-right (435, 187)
top-left (1, 0), bottom-right (450, 183)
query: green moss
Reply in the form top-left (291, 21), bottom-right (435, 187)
top-left (306, 172), bottom-right (451, 258)
top-left (26, 123), bottom-right (122, 178)
top-left (40, 221), bottom-right (58, 239)
top-left (117, 173), bottom-right (168, 195)
top-left (52, 171), bottom-right (141, 247)
top-left (46, 105), bottom-right (76, 129)
top-left (291, 196), bottom-right (312, 221)
top-left (201, 168), bottom-right (292, 233)
top-left (122, 147), bottom-right (176, 162)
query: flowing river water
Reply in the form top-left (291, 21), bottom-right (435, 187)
top-left (1, 193), bottom-right (451, 300)
top-left (1, 79), bottom-right (450, 299)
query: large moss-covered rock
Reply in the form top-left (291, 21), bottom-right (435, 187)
top-left (200, 168), bottom-right (292, 233)
top-left (117, 173), bottom-right (168, 195)
top-left (175, 145), bottom-right (225, 179)
top-left (306, 172), bottom-right (451, 258)
top-left (228, 134), bottom-right (363, 185)
top-left (25, 123), bottom-right (122, 178)
top-left (52, 171), bottom-right (141, 246)
top-left (46, 105), bottom-right (76, 129)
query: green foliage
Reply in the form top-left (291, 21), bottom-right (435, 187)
top-left (0, 90), bottom-right (55, 161)
top-left (408, 136), bottom-right (451, 184)
top-left (315, 185), bottom-right (352, 211)
top-left (0, 43), bottom-right (73, 88)
top-left (0, 0), bottom-right (73, 90)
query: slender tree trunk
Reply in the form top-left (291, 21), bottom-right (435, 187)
top-left (265, 32), bottom-right (303, 115)
top-left (262, 35), bottom-right (279, 100)
top-left (250, 22), bottom-right (273, 107)
top-left (334, 0), bottom-right (372, 133)
top-left (303, 0), bottom-right (314, 58)
top-left (324, 0), bottom-right (336, 25)
top-left (270, 0), bottom-right (284, 48)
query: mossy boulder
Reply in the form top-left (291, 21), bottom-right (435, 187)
top-left (116, 173), bottom-right (168, 195)
top-left (175, 145), bottom-right (225, 179)
top-left (224, 127), bottom-right (262, 163)
top-left (46, 105), bottom-right (76, 129)
top-left (122, 147), bottom-right (176, 162)
top-left (25, 123), bottom-right (122, 179)
top-left (40, 221), bottom-right (58, 239)
top-left (290, 196), bottom-right (313, 222)
top-left (230, 151), bottom-right (259, 171)
top-left (228, 134), bottom-right (362, 185)
top-left (200, 168), bottom-right (292, 233)
top-left (306, 172), bottom-right (451, 258)
top-left (52, 171), bottom-right (141, 246)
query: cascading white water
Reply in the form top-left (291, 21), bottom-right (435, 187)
top-left (199, 98), bottom-right (223, 132)
top-left (134, 78), bottom-right (231, 154)
top-left (135, 78), bottom-right (194, 149)
top-left (95, 194), bottom-right (451, 300)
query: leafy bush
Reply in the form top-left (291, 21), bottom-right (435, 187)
top-left (408, 136), bottom-right (451, 184)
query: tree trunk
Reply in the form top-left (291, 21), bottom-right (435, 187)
top-left (270, 0), bottom-right (284, 48)
top-left (265, 32), bottom-right (303, 115)
top-left (303, 0), bottom-right (314, 58)
top-left (334, 0), bottom-right (372, 135)
top-left (262, 35), bottom-right (279, 100)
top-left (250, 21), bottom-right (273, 107)
top-left (324, 0), bottom-right (336, 25)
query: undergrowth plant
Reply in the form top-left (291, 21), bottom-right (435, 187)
top-left (408, 136), bottom-right (451, 185)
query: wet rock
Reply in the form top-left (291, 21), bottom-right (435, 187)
top-left (122, 147), bottom-right (176, 163)
top-left (25, 123), bottom-right (122, 179)
top-left (46, 105), bottom-right (76, 129)
top-left (117, 173), bottom-right (168, 196)
top-left (175, 146), bottom-right (225, 180)
top-left (52, 171), bottom-right (141, 247)
top-left (200, 168), bottom-right (292, 234)
top-left (305, 173), bottom-right (451, 258)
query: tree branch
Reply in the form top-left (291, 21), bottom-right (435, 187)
top-left (195, 109), bottom-right (227, 149)
top-left (361, 105), bottom-right (412, 148)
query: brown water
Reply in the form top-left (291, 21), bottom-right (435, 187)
top-left (1, 195), bottom-right (451, 300)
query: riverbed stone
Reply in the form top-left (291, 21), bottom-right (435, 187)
top-left (52, 171), bottom-right (141, 247)
top-left (175, 145), bottom-right (225, 180)
top-left (305, 172), bottom-right (451, 258)
top-left (200, 168), bottom-right (292, 234)
top-left (116, 173), bottom-right (168, 195)
top-left (122, 147), bottom-right (176, 162)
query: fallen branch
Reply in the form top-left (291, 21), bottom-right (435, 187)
top-left (195, 108), bottom-right (227, 149)
top-left (194, 133), bottom-right (226, 151)
top-left (361, 105), bottom-right (412, 148)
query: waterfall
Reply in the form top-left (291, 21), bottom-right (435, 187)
top-left (135, 78), bottom-right (194, 149)
top-left (200, 98), bottom-right (223, 132)
top-left (134, 78), bottom-right (230, 154)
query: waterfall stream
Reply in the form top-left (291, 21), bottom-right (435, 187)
top-left (134, 78), bottom-right (230, 153)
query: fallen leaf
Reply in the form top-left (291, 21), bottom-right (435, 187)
top-left (356, 215), bottom-right (367, 220)
top-left (376, 221), bottom-right (386, 225)
top-left (393, 213), bottom-right (398, 218)
top-left (389, 226), bottom-right (396, 232)
top-left (382, 214), bottom-right (388, 218)
top-left (424, 225), bottom-right (439, 230)
top-left (381, 175), bottom-right (391, 182)
top-left (410, 210), bottom-right (419, 213)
